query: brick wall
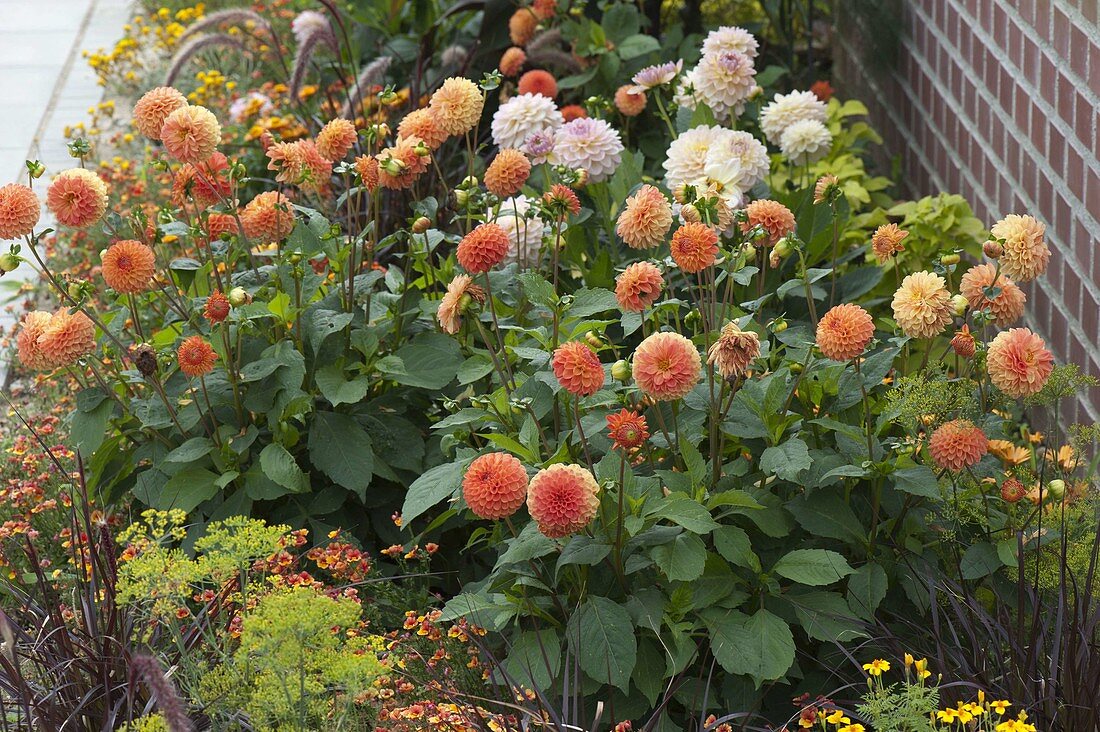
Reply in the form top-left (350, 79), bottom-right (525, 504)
top-left (834, 0), bottom-right (1100, 426)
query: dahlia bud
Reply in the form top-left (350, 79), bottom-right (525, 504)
top-left (611, 359), bottom-right (631, 382)
top-left (67, 281), bottom-right (84, 301)
top-left (573, 169), bottom-right (589, 187)
top-left (950, 327), bottom-right (976, 358)
top-left (461, 175), bottom-right (479, 189)
top-left (940, 253), bottom-right (961, 266)
top-left (26, 160), bottom-right (46, 179)
top-left (585, 330), bottom-right (603, 349)
top-left (983, 240), bottom-right (1003, 259)
top-left (684, 309), bottom-right (701, 329)
top-left (771, 317), bottom-right (788, 333)
top-left (228, 286), bottom-right (252, 306)
top-left (454, 189), bottom-right (469, 206)
top-left (379, 156), bottom-right (406, 176)
top-left (789, 361), bottom-right (803, 374)
top-left (768, 249), bottom-right (782, 268)
top-left (672, 183), bottom-right (689, 204)
top-left (774, 238), bottom-right (793, 258)
top-left (680, 203), bottom-right (701, 223)
top-left (1047, 479), bottom-right (1066, 500)
top-left (0, 253), bottom-right (21, 272)
top-left (1000, 476), bottom-right (1026, 503)
top-left (413, 141), bottom-right (431, 157)
top-left (950, 294), bottom-right (968, 317)
top-left (379, 89), bottom-right (400, 105)
top-left (133, 344), bottom-right (158, 377)
top-left (412, 216), bottom-right (431, 234)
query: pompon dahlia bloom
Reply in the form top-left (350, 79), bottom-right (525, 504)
top-left (485, 149), bottom-right (531, 198)
top-left (615, 261), bottom-right (664, 312)
top-left (492, 93), bottom-right (564, 150)
top-left (708, 322), bottom-right (760, 378)
top-left (437, 274), bottom-right (485, 334)
top-left (561, 104), bottom-right (587, 122)
top-left (702, 25), bottom-right (759, 57)
top-left (816, 303), bottom-right (875, 361)
top-left (740, 199), bottom-right (795, 247)
top-left (316, 118), bottom-right (357, 161)
top-left (663, 125), bottom-right (730, 191)
top-left (543, 184), bottom-right (580, 216)
top-left (172, 152), bottom-right (232, 208)
top-left (760, 90), bottom-right (827, 145)
top-left (891, 271), bottom-right (954, 339)
top-left (500, 46), bottom-right (526, 77)
top-left (991, 214), bottom-right (1049, 281)
top-left (204, 212), bottom-right (239, 242)
top-left (550, 117), bottom-right (624, 182)
top-left (633, 331), bottom-right (701, 401)
top-left (0, 183), bottom-right (40, 239)
top-left (951, 325), bottom-right (977, 358)
top-left (960, 263), bottom-right (1026, 326)
top-left (496, 195), bottom-right (546, 267)
top-left (241, 191), bottom-right (295, 242)
top-left (614, 85), bottom-right (646, 116)
top-left (462, 452), bottom-right (529, 519)
top-left (457, 222), bottom-right (510, 273)
top-left (692, 49), bottom-right (757, 120)
top-left (16, 311), bottom-right (53, 370)
top-left (46, 168), bottom-right (108, 229)
top-left (429, 77), bottom-right (484, 136)
top-left (552, 341), bottom-right (605, 397)
top-left (132, 86), bottom-right (188, 139)
top-left (986, 328), bottom-right (1055, 398)
top-left (871, 223), bottom-right (908, 262)
top-left (397, 108), bottom-right (448, 150)
top-left (607, 409), bottom-right (650, 450)
top-left (670, 222), bottom-right (719, 272)
top-left (526, 463), bottom-right (601, 538)
top-left (518, 69), bottom-right (558, 98)
top-left (354, 154), bottom-right (380, 190)
top-left (509, 7), bottom-right (538, 45)
top-left (929, 420), bottom-right (988, 471)
top-left (204, 291), bottom-right (231, 323)
top-left (779, 119), bottom-right (832, 164)
top-left (161, 105), bottom-right (221, 165)
top-left (266, 139), bottom-right (333, 193)
top-left (177, 335), bottom-right (217, 377)
top-left (38, 308), bottom-right (95, 367)
top-left (102, 240), bottom-right (156, 293)
top-left (376, 135), bottom-right (430, 190)
top-left (616, 185), bottom-right (673, 248)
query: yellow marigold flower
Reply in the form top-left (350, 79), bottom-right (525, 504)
top-left (824, 710), bottom-right (849, 724)
top-left (862, 659), bottom-right (890, 676)
top-left (990, 700), bottom-right (1011, 715)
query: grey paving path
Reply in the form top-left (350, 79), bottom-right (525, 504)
top-left (0, 0), bottom-right (132, 374)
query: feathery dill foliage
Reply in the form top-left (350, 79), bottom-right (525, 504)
top-left (1070, 421), bottom-right (1100, 455)
top-left (1024, 363), bottom-right (1100, 407)
top-left (857, 681), bottom-right (941, 731)
top-left (119, 714), bottom-right (173, 732)
top-left (883, 372), bottom-right (971, 428)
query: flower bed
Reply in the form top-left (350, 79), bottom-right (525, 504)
top-left (0, 1), bottom-right (1097, 730)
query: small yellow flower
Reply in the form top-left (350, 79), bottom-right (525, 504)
top-left (838, 725), bottom-right (865, 732)
top-left (990, 700), bottom-right (1011, 715)
top-left (861, 659), bottom-right (891, 676)
top-left (825, 710), bottom-right (849, 725)
top-left (913, 657), bottom-right (931, 679)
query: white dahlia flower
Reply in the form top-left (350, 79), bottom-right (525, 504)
top-left (663, 125), bottom-right (730, 191)
top-left (702, 25), bottom-right (759, 58)
top-left (759, 90), bottom-right (827, 145)
top-left (491, 93), bottom-right (564, 150)
top-left (693, 50), bottom-right (757, 121)
top-left (779, 118), bottom-right (832, 164)
top-left (549, 117), bottom-right (624, 182)
top-left (496, 195), bottom-right (546, 267)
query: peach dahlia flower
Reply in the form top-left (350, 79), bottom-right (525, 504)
top-left (633, 331), bottom-right (700, 401)
top-left (816, 303), bottom-right (874, 361)
top-left (986, 327), bottom-right (1054, 398)
top-left (463, 452), bottom-right (529, 519)
top-left (891, 271), bottom-right (953, 339)
top-left (929, 419), bottom-right (988, 472)
top-left (527, 463), bottom-right (600, 538)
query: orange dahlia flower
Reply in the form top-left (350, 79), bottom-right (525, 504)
top-left (204, 291), bottom-right (231, 323)
top-left (500, 47), bottom-right (527, 77)
top-left (614, 85), bottom-right (646, 116)
top-left (508, 8), bottom-right (538, 46)
top-left (518, 69), bottom-right (557, 98)
top-left (177, 335), bottom-right (217, 377)
top-left (552, 341), bottom-right (605, 397)
top-left (950, 325), bottom-right (977, 358)
top-left (16, 311), bottom-right (53, 370)
top-left (376, 135), bottom-right (430, 190)
top-left (543, 184), bottom-right (580, 216)
top-left (986, 327), bottom-right (1054, 398)
top-left (929, 419), bottom-right (988, 471)
top-left (457, 223), bottom-right (510, 273)
top-left (991, 214), bottom-right (1048, 282)
top-left (606, 409), bottom-right (649, 450)
top-left (616, 185), bottom-right (673, 249)
top-left (316, 118), bottom-right (357, 161)
top-left (670, 222), bottom-right (719, 272)
top-left (354, 155), bottom-right (380, 190)
top-left (561, 104), bottom-right (587, 122)
top-left (740, 199), bottom-right (795, 247)
top-left (485, 149), bottom-right (531, 198)
top-left (870, 223), bottom-right (908, 262)
top-left (241, 191), bottom-right (295, 242)
top-left (960, 263), bottom-right (1025, 327)
top-left (527, 463), bottom-right (600, 538)
top-left (132, 86), bottom-right (187, 139)
top-left (0, 183), bottom-right (40, 239)
top-left (204, 212), bottom-right (240, 242)
top-left (161, 105), bottom-right (222, 165)
top-left (397, 108), bottom-right (448, 150)
top-left (463, 452), bottom-right (529, 519)
top-left (429, 77), bottom-right (484, 136)
top-left (615, 261), bottom-right (664, 312)
top-left (633, 331), bottom-right (700, 401)
top-left (266, 139), bottom-right (333, 194)
top-left (46, 168), bottom-right (109, 229)
top-left (38, 308), bottom-right (95, 367)
top-left (891, 271), bottom-right (953, 339)
top-left (708, 321), bottom-right (760, 378)
top-left (102, 240), bottom-right (156, 294)
top-left (816, 303), bottom-right (875, 361)
top-left (172, 152), bottom-right (232, 209)
top-left (437, 274), bottom-right (484, 334)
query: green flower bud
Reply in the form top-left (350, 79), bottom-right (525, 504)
top-left (611, 359), bottom-right (631, 382)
